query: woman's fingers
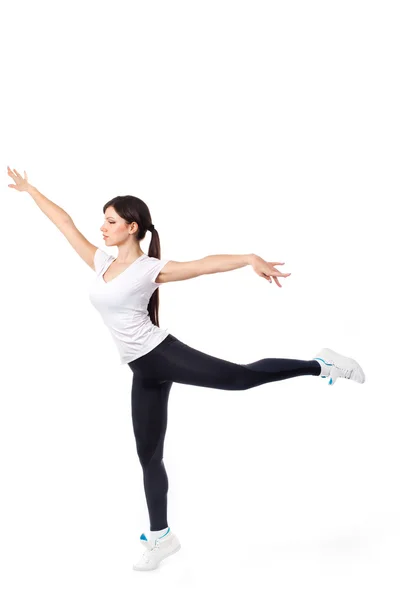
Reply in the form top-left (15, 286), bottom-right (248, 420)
top-left (266, 274), bottom-right (289, 287)
top-left (7, 167), bottom-right (18, 181)
top-left (271, 263), bottom-right (292, 276)
top-left (7, 166), bottom-right (29, 191)
top-left (8, 167), bottom-right (21, 178)
top-left (273, 276), bottom-right (281, 287)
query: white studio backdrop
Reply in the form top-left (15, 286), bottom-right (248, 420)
top-left (1, 1), bottom-right (399, 598)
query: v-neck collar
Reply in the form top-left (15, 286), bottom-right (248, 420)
top-left (101, 254), bottom-right (146, 284)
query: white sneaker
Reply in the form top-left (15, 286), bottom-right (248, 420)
top-left (313, 348), bottom-right (366, 386)
top-left (133, 529), bottom-right (181, 571)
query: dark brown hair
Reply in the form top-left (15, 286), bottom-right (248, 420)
top-left (102, 195), bottom-right (163, 328)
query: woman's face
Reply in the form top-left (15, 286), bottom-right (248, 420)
top-left (100, 208), bottom-right (134, 245)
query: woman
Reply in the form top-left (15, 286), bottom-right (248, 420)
top-left (7, 166), bottom-right (365, 572)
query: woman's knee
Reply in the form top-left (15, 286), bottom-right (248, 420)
top-left (135, 438), bottom-right (164, 468)
top-left (221, 365), bottom-right (254, 391)
top-left (231, 364), bottom-right (265, 390)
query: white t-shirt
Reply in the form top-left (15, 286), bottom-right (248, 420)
top-left (89, 248), bottom-right (170, 364)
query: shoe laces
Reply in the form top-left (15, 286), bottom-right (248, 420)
top-left (149, 539), bottom-right (164, 553)
top-left (140, 541), bottom-right (161, 564)
top-left (335, 365), bottom-right (353, 379)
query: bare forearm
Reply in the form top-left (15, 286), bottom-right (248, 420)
top-left (200, 254), bottom-right (254, 275)
top-left (28, 185), bottom-right (72, 228)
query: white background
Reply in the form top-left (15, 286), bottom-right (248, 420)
top-left (1, 0), bottom-right (399, 598)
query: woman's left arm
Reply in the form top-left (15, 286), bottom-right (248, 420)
top-left (157, 254), bottom-right (291, 287)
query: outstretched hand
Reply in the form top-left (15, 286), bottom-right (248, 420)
top-left (7, 166), bottom-right (31, 192)
top-left (250, 255), bottom-right (291, 288)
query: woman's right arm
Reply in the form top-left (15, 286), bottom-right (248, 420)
top-left (7, 166), bottom-right (98, 270)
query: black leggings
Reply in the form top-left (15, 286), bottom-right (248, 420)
top-left (128, 334), bottom-right (321, 531)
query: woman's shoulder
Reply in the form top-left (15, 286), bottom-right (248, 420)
top-left (94, 247), bottom-right (114, 274)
